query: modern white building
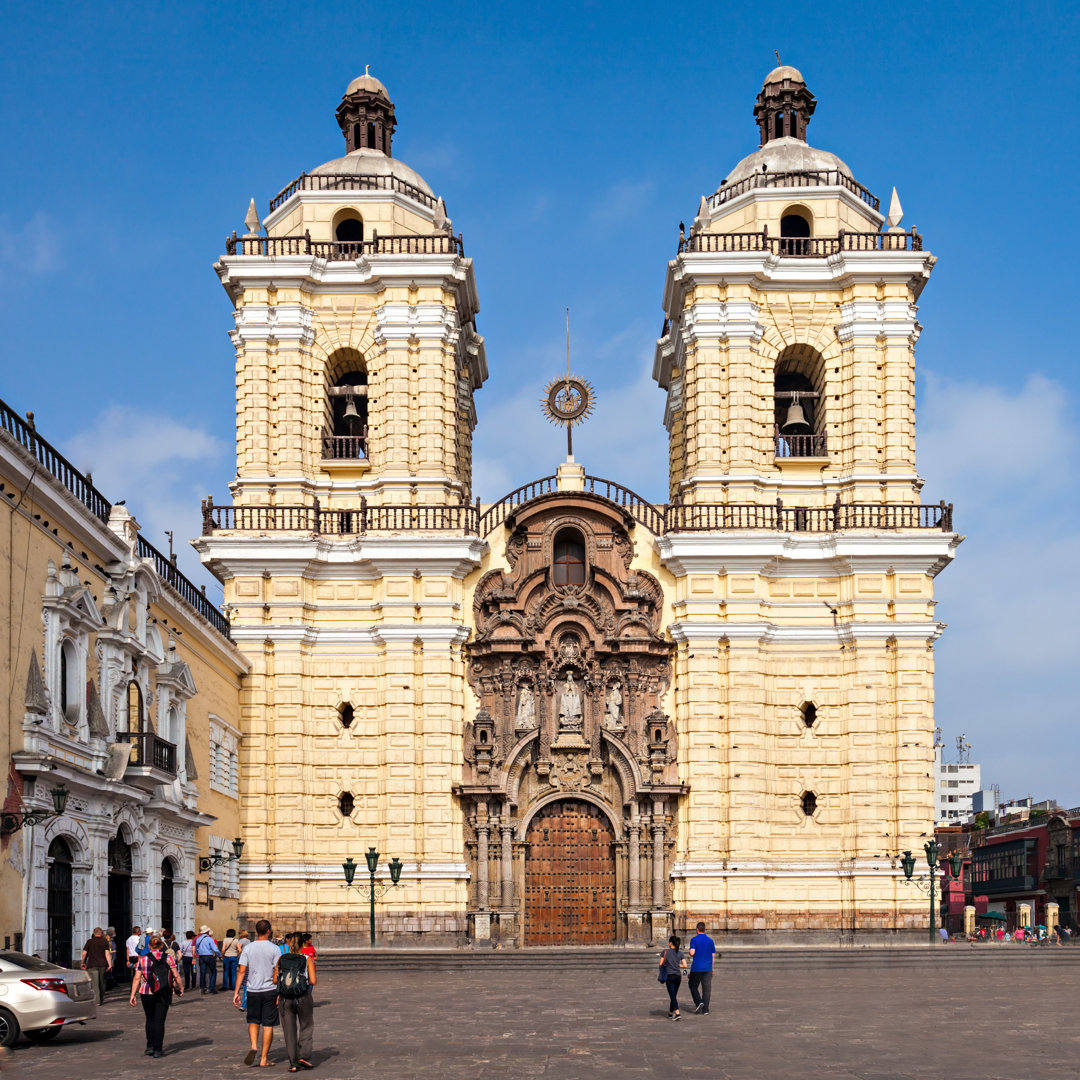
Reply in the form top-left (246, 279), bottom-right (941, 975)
top-left (934, 734), bottom-right (982, 822)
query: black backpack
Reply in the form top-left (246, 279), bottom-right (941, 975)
top-left (276, 953), bottom-right (310, 999)
top-left (147, 951), bottom-right (172, 995)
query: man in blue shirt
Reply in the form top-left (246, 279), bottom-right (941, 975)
top-left (688, 921), bottom-right (717, 1015)
top-left (195, 924), bottom-right (223, 994)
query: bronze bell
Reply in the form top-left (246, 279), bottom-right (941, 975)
top-left (342, 395), bottom-right (361, 426)
top-left (781, 397), bottom-right (811, 435)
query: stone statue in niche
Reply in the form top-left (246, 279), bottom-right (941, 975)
top-left (515, 684), bottom-right (536, 729)
top-left (605, 682), bottom-right (623, 727)
top-left (558, 671), bottom-right (583, 730)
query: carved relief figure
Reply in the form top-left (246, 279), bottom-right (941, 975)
top-left (558, 671), bottom-right (583, 730)
top-left (515, 684), bottom-right (536, 729)
top-left (605, 682), bottom-right (623, 727)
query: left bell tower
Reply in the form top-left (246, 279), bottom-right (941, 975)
top-left (199, 74), bottom-right (489, 946)
top-left (215, 71), bottom-right (486, 512)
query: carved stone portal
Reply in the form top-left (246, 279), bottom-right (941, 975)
top-left (457, 493), bottom-right (685, 945)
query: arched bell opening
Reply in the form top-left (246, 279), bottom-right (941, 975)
top-left (774, 343), bottom-right (827, 458)
top-left (324, 348), bottom-right (368, 461)
top-left (779, 205), bottom-right (813, 255)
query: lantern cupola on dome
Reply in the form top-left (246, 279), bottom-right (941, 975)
top-left (336, 66), bottom-right (397, 155)
top-left (753, 64), bottom-right (817, 146)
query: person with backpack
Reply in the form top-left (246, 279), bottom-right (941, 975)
top-left (274, 933), bottom-right (317, 1072)
top-left (129, 933), bottom-right (184, 1058)
top-left (222, 928), bottom-right (243, 990)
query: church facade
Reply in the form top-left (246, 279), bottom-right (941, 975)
top-left (197, 66), bottom-right (959, 945)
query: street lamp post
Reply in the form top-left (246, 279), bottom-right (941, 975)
top-left (199, 836), bottom-right (245, 873)
top-left (342, 846), bottom-right (403, 947)
top-left (901, 843), bottom-right (963, 945)
top-left (0, 784), bottom-right (68, 836)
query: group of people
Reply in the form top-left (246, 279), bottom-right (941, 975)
top-left (656, 922), bottom-right (718, 1020)
top-left (80, 920), bottom-right (319, 1069)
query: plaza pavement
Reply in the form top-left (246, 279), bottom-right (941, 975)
top-left (9, 954), bottom-right (1080, 1079)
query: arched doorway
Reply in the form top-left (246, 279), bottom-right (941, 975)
top-left (108, 830), bottom-right (133, 979)
top-left (524, 800), bottom-right (616, 945)
top-left (47, 838), bottom-right (74, 968)
top-left (160, 858), bottom-right (175, 933)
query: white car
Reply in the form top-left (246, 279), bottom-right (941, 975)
top-left (0, 951), bottom-right (96, 1045)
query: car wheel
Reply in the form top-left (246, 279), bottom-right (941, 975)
top-left (24, 1026), bottom-right (62, 1043)
top-left (0, 1007), bottom-right (20, 1047)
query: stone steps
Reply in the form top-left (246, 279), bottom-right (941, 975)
top-left (314, 945), bottom-right (1080, 972)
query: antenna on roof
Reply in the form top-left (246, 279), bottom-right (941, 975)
top-left (774, 49), bottom-right (781, 64)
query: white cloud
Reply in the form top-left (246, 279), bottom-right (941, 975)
top-left (0, 212), bottom-right (62, 277)
top-left (64, 406), bottom-right (228, 593)
top-left (920, 371), bottom-right (1080, 804)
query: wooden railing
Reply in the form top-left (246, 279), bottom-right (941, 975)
top-left (322, 430), bottom-right (368, 460)
top-left (774, 430), bottom-right (828, 458)
top-left (224, 232), bottom-right (464, 258)
top-left (202, 498), bottom-right (480, 536)
top-left (135, 535), bottom-right (232, 639)
top-left (678, 229), bottom-right (922, 257)
top-left (0, 395), bottom-right (231, 640)
top-left (118, 731), bottom-right (177, 776)
top-left (706, 169), bottom-right (879, 211)
top-left (204, 492), bottom-right (953, 537)
top-left (0, 397), bottom-right (112, 523)
top-left (269, 171), bottom-right (439, 212)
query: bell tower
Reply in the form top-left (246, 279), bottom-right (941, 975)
top-left (198, 74), bottom-right (488, 946)
top-left (653, 67), bottom-right (960, 941)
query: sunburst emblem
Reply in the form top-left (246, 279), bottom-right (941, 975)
top-left (542, 375), bottom-right (595, 427)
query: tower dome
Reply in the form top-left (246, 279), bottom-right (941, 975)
top-left (335, 68), bottom-right (397, 155)
top-left (753, 63), bottom-right (816, 146)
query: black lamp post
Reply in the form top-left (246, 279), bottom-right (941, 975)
top-left (342, 846), bottom-right (403, 947)
top-left (901, 842), bottom-right (964, 945)
top-left (199, 836), bottom-right (244, 873)
top-left (0, 784), bottom-right (68, 836)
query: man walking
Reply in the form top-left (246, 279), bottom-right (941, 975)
top-left (233, 920), bottom-right (281, 1067)
top-left (125, 926), bottom-right (142, 982)
top-left (688, 921), bottom-right (717, 1015)
top-left (195, 924), bottom-right (222, 994)
top-left (80, 927), bottom-right (113, 1005)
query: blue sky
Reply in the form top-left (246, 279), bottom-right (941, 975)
top-left (1, 1), bottom-right (1077, 802)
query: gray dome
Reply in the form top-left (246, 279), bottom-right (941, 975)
top-left (762, 64), bottom-right (804, 87)
top-left (310, 147), bottom-right (434, 197)
top-left (345, 72), bottom-right (389, 98)
top-left (723, 137), bottom-right (854, 188)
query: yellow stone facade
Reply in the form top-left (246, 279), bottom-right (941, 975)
top-left (0, 406), bottom-right (247, 962)
top-left (200, 67), bottom-right (958, 945)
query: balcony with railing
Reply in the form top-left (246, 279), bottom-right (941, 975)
top-left (268, 171), bottom-right (439, 213)
top-left (705, 168), bottom-right (880, 212)
top-left (202, 482), bottom-right (954, 539)
top-left (321, 428), bottom-right (367, 462)
top-left (969, 837), bottom-right (1039, 895)
top-left (677, 228), bottom-right (922, 257)
top-left (224, 232), bottom-right (464, 259)
top-left (117, 731), bottom-right (178, 789)
top-left (775, 429), bottom-right (827, 458)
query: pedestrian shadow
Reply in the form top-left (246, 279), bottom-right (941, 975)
top-left (305, 1047), bottom-right (341, 1064)
top-left (163, 1038), bottom-right (214, 1055)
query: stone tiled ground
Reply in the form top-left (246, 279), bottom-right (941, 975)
top-left (10, 960), bottom-right (1080, 1079)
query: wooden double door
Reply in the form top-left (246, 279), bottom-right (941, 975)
top-left (524, 800), bottom-right (616, 945)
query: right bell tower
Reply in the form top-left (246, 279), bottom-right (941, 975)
top-left (654, 66), bottom-right (961, 941)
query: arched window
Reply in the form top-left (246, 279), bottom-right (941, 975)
top-left (801, 702), bottom-right (817, 728)
top-left (335, 216), bottom-right (364, 243)
top-left (352, 122), bottom-right (361, 149)
top-left (367, 121), bottom-right (376, 148)
top-left (552, 530), bottom-right (586, 586)
top-left (127, 680), bottom-right (143, 734)
top-left (801, 791), bottom-right (818, 817)
top-left (325, 365), bottom-right (369, 460)
top-left (775, 111), bottom-right (785, 139)
top-left (47, 838), bottom-right (74, 967)
top-left (779, 209), bottom-right (812, 256)
top-left (59, 639), bottom-right (80, 723)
